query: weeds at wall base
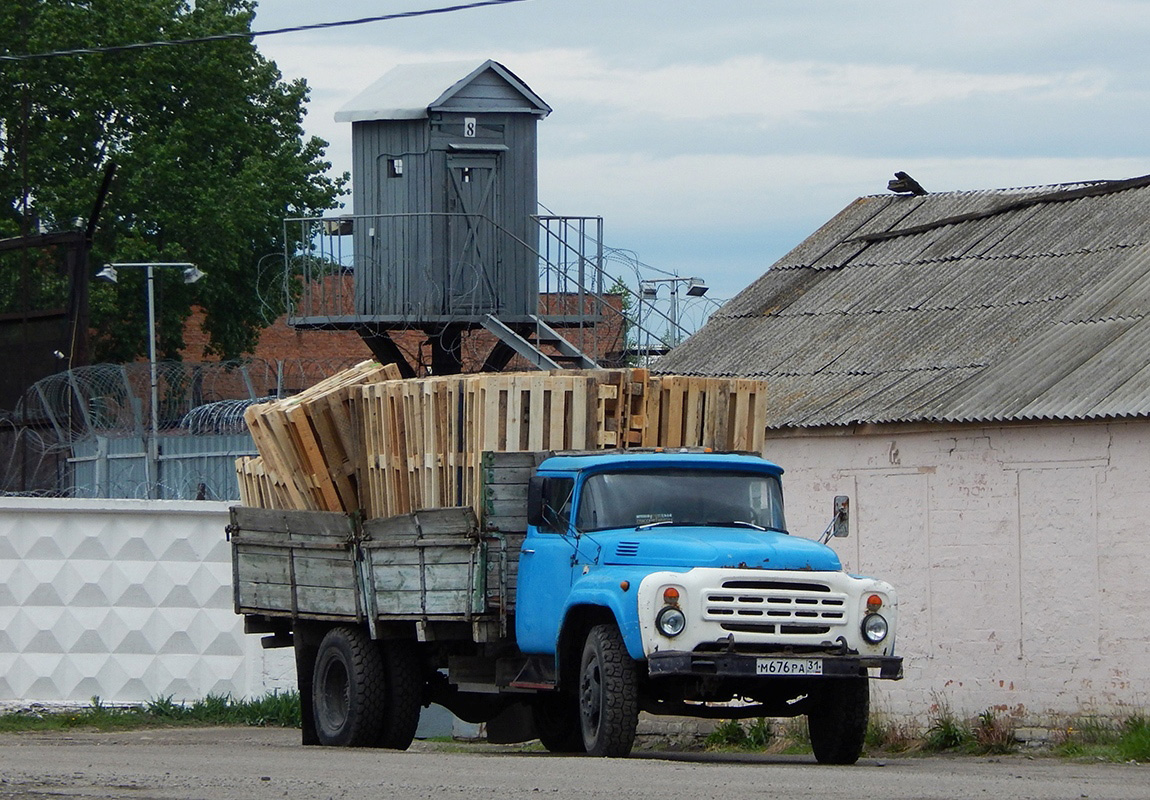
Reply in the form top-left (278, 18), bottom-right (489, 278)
top-left (0, 691), bottom-right (302, 733)
top-left (1052, 715), bottom-right (1150, 763)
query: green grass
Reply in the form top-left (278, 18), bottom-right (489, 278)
top-left (704, 717), bottom-right (775, 751)
top-left (0, 691), bottom-right (301, 733)
top-left (1053, 715), bottom-right (1150, 763)
top-left (1117, 716), bottom-right (1150, 762)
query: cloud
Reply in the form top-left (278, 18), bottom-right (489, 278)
top-left (541, 152), bottom-right (1150, 231)
top-left (526, 52), bottom-right (1108, 126)
top-left (274, 41), bottom-right (1109, 136)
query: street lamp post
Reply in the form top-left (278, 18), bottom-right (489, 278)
top-left (637, 276), bottom-right (708, 363)
top-left (97, 262), bottom-right (205, 498)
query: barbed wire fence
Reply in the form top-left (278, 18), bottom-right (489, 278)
top-left (1, 358), bottom-right (365, 500)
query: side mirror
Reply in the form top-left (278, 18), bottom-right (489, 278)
top-left (527, 476), bottom-right (546, 528)
top-left (832, 496), bottom-right (849, 538)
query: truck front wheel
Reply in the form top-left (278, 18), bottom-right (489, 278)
top-left (312, 626), bottom-right (421, 749)
top-left (578, 623), bottom-right (638, 757)
top-left (807, 676), bottom-right (869, 765)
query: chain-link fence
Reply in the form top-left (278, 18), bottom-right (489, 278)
top-left (3, 358), bottom-right (364, 500)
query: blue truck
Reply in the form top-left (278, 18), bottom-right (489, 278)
top-left (231, 449), bottom-right (901, 764)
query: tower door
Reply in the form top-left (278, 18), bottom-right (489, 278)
top-left (445, 153), bottom-right (501, 314)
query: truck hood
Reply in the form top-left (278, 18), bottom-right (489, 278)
top-left (595, 527), bottom-right (841, 571)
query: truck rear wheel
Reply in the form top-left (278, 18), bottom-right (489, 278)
top-left (312, 626), bottom-right (422, 749)
top-left (531, 692), bottom-right (585, 753)
top-left (578, 623), bottom-right (638, 757)
top-left (807, 676), bottom-right (869, 765)
top-left (376, 637), bottom-right (422, 750)
top-left (313, 626), bottom-right (386, 747)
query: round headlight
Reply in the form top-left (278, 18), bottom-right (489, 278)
top-left (861, 613), bottom-right (888, 644)
top-left (656, 606), bottom-right (686, 637)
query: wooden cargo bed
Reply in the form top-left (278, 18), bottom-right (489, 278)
top-left (230, 505), bottom-right (504, 630)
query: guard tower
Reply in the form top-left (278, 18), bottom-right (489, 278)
top-left (291, 60), bottom-right (606, 376)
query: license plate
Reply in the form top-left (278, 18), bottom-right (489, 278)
top-left (756, 657), bottom-right (823, 676)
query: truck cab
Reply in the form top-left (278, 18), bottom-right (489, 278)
top-left (516, 450), bottom-right (901, 761)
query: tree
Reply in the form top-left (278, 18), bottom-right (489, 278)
top-left (0, 0), bottom-right (345, 362)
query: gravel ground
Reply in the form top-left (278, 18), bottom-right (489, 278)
top-left (0, 727), bottom-right (1145, 800)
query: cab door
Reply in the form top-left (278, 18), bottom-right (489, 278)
top-left (515, 476), bottom-right (577, 653)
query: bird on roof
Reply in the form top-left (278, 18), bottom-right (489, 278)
top-left (887, 171), bottom-right (927, 196)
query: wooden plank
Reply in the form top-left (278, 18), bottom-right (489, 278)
top-left (230, 506), bottom-right (352, 539)
top-left (371, 562), bottom-right (477, 591)
top-left (484, 499), bottom-right (532, 519)
top-left (482, 514), bottom-right (528, 533)
top-left (244, 405), bottom-right (310, 509)
top-left (641, 375), bottom-right (662, 447)
top-left (485, 483), bottom-right (529, 503)
top-left (295, 585), bottom-right (360, 616)
top-left (750, 380), bottom-right (768, 452)
top-left (358, 383), bottom-right (385, 519)
top-left (683, 378), bottom-right (705, 446)
top-left (527, 374), bottom-right (545, 451)
top-left (310, 389), bottom-right (360, 512)
top-left (372, 589), bottom-right (476, 616)
top-left (660, 376), bottom-right (686, 447)
top-left (235, 581), bottom-right (294, 612)
top-left (234, 551), bottom-right (291, 585)
top-left (388, 380), bottom-right (411, 515)
top-left (292, 554), bottom-right (359, 589)
top-left (367, 544), bottom-right (476, 565)
top-left (507, 377), bottom-right (525, 452)
top-left (363, 507), bottom-right (478, 541)
top-left (286, 404), bottom-right (342, 511)
top-left (731, 380), bottom-right (752, 451)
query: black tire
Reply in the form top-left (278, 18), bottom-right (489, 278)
top-left (532, 692), bottom-right (586, 753)
top-left (807, 676), bottom-right (870, 765)
top-left (375, 637), bottom-right (422, 750)
top-left (578, 623), bottom-right (639, 757)
top-left (312, 626), bottom-right (386, 747)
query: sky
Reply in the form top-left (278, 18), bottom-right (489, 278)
top-left (251, 0), bottom-right (1150, 321)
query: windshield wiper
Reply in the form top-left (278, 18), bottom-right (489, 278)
top-left (635, 520), bottom-right (676, 530)
top-left (705, 520), bottom-right (777, 532)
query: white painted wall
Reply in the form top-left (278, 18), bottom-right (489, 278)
top-left (6, 422), bottom-right (1148, 726)
top-left (0, 498), bottom-right (294, 705)
top-left (767, 419), bottom-right (1150, 723)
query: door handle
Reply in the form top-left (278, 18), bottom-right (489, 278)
top-left (522, 549), bottom-right (536, 555)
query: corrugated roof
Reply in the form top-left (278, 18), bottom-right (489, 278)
top-left (656, 176), bottom-right (1150, 429)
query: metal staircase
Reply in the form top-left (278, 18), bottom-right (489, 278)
top-left (480, 314), bottom-right (599, 371)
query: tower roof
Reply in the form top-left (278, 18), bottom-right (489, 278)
top-left (335, 59), bottom-right (551, 122)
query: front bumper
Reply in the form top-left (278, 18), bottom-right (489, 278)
top-left (648, 650), bottom-right (904, 680)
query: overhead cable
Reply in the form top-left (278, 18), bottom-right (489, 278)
top-left (0, 0), bottom-right (531, 62)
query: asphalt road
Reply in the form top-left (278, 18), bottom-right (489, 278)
top-left (0, 727), bottom-right (1145, 800)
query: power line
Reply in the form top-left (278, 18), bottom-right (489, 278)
top-left (0, 0), bottom-right (531, 63)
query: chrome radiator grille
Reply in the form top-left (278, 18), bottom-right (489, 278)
top-left (702, 579), bottom-right (849, 635)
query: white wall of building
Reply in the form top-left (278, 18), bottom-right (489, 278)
top-left (767, 419), bottom-right (1150, 724)
top-left (0, 498), bottom-right (294, 705)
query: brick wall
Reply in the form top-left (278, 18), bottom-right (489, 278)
top-left (181, 292), bottom-right (626, 378)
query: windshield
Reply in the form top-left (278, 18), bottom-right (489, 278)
top-left (574, 469), bottom-right (786, 533)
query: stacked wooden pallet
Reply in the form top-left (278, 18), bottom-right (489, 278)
top-left (238, 366), bottom-right (768, 519)
top-left (236, 360), bottom-right (403, 511)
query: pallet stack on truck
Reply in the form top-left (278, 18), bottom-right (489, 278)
top-left (229, 361), bottom-right (900, 762)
